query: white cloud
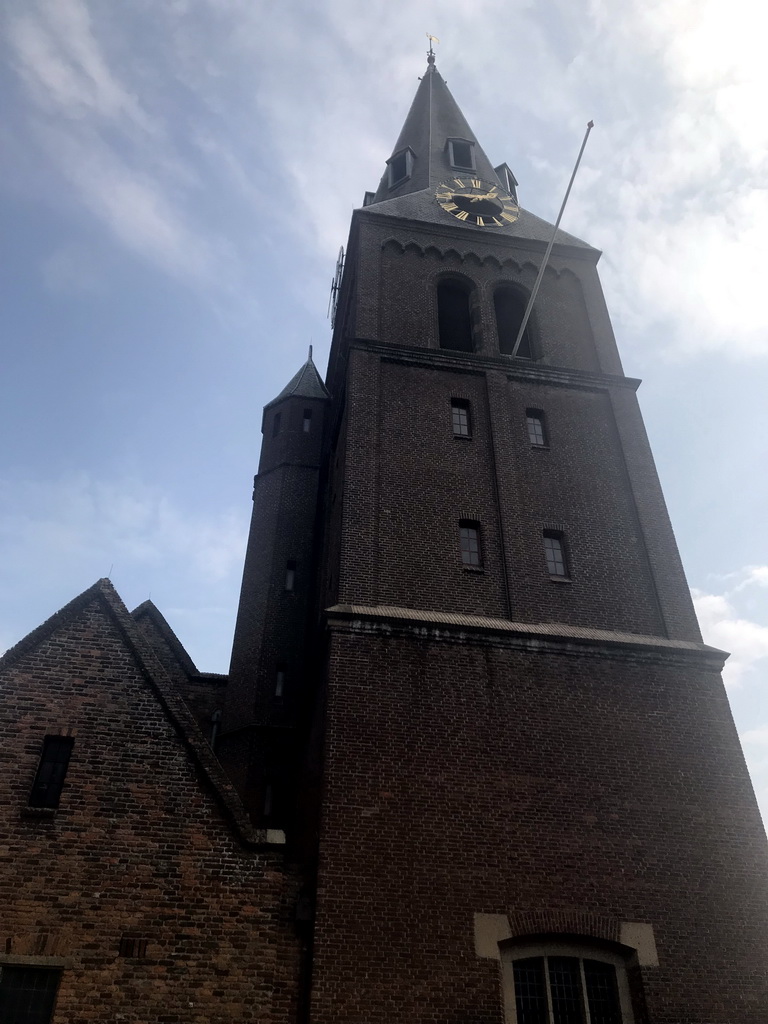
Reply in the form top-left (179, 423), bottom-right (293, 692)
top-left (7, 0), bottom-right (155, 131)
top-left (742, 728), bottom-right (768, 746)
top-left (0, 472), bottom-right (245, 596)
top-left (559, 0), bottom-right (768, 359)
top-left (4, 0), bottom-right (228, 284)
top-left (693, 588), bottom-right (768, 688)
top-left (734, 566), bottom-right (768, 592)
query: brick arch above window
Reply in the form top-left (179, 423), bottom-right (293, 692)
top-left (506, 911), bottom-right (621, 944)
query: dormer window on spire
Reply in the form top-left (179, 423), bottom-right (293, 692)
top-left (387, 148), bottom-right (415, 189)
top-left (494, 163), bottom-right (519, 202)
top-left (447, 138), bottom-right (476, 171)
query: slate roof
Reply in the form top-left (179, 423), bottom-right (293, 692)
top-left (363, 187), bottom-right (596, 252)
top-left (364, 58), bottom-right (596, 253)
top-left (264, 350), bottom-right (330, 410)
top-left (370, 60), bottom-right (501, 204)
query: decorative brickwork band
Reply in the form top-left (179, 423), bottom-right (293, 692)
top-left (506, 910), bottom-right (621, 944)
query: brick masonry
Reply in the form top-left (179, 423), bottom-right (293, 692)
top-left (300, 148), bottom-right (768, 1019)
top-left (310, 619), bottom-right (768, 1023)
top-left (0, 583), bottom-right (301, 1024)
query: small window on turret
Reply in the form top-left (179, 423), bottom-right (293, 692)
top-left (272, 412), bottom-right (282, 438)
top-left (448, 139), bottom-right (475, 170)
top-left (285, 561), bottom-right (296, 591)
top-left (387, 148), bottom-right (413, 188)
top-left (303, 409), bottom-right (312, 433)
top-left (275, 665), bottom-right (286, 698)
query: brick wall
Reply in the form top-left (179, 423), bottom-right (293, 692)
top-left (330, 347), bottom-right (682, 637)
top-left (310, 620), bottom-right (768, 1023)
top-left (0, 591), bottom-right (301, 1024)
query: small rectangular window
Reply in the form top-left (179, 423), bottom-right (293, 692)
top-left (29, 736), bottom-right (74, 809)
top-left (119, 935), bottom-right (150, 958)
top-left (451, 399), bottom-right (471, 438)
top-left (448, 139), bottom-right (475, 170)
top-left (303, 409), bottom-right (312, 433)
top-left (459, 521), bottom-right (482, 568)
top-left (275, 667), bottom-right (286, 698)
top-left (0, 966), bottom-right (61, 1023)
top-left (526, 409), bottom-right (547, 447)
top-left (543, 531), bottom-right (569, 578)
top-left (272, 411), bottom-right (282, 438)
top-left (285, 560), bottom-right (296, 591)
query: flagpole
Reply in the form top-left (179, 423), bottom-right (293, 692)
top-left (510, 120), bottom-right (594, 357)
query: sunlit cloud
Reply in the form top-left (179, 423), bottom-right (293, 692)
top-left (692, 577), bottom-right (768, 689)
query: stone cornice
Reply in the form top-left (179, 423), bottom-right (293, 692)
top-left (324, 603), bottom-right (728, 668)
top-left (349, 340), bottom-right (641, 393)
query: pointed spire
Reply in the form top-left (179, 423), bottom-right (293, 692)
top-left (369, 58), bottom-right (502, 205)
top-left (264, 348), bottom-right (329, 410)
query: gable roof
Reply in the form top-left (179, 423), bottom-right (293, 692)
top-left (0, 579), bottom-right (283, 849)
top-left (132, 598), bottom-right (199, 677)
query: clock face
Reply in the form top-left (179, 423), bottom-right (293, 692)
top-left (435, 177), bottom-right (520, 227)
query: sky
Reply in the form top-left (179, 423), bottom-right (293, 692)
top-left (2, 0), bottom-right (768, 821)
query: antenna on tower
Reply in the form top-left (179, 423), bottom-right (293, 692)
top-left (511, 121), bottom-right (595, 357)
top-left (327, 246), bottom-right (345, 326)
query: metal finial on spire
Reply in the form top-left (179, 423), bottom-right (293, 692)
top-left (308, 344), bottom-right (313, 362)
top-left (426, 33), bottom-right (439, 65)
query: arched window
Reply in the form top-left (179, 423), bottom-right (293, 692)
top-left (501, 941), bottom-right (634, 1024)
top-left (495, 287), bottom-right (533, 358)
top-left (437, 280), bottom-right (475, 352)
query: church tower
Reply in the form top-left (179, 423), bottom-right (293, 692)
top-left (224, 52), bottom-right (768, 1022)
top-left (305, 54), bottom-right (767, 1023)
top-left (224, 350), bottom-right (329, 822)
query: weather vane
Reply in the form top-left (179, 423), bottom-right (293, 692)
top-left (426, 33), bottom-right (439, 63)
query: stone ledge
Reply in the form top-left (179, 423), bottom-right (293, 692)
top-left (325, 603), bottom-right (727, 666)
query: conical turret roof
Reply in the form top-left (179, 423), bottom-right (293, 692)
top-left (264, 348), bottom-right (330, 410)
